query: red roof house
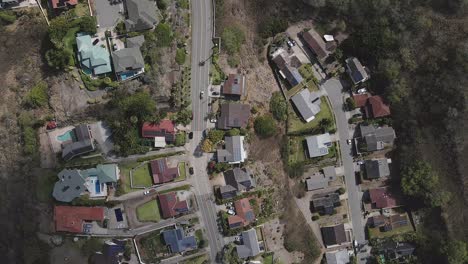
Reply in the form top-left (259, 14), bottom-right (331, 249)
top-left (150, 158), bottom-right (179, 184)
top-left (369, 187), bottom-right (398, 209)
top-left (365, 96), bottom-right (391, 118)
top-left (227, 198), bottom-right (255, 229)
top-left (158, 192), bottom-right (189, 219)
top-left (54, 206), bottom-right (104, 233)
top-left (353, 93), bottom-right (370, 108)
top-left (50, 0), bottom-right (78, 9)
top-left (302, 29), bottom-right (329, 61)
top-left (227, 215), bottom-right (244, 229)
top-left (141, 120), bottom-right (176, 142)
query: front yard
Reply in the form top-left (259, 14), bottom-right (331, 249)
top-left (136, 200), bottom-right (161, 222)
top-left (132, 163), bottom-right (153, 187)
top-left (287, 97), bottom-right (335, 134)
top-left (175, 162), bottom-right (187, 181)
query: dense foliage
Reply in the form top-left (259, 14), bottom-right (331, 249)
top-left (24, 82), bottom-right (48, 108)
top-left (221, 26), bottom-right (245, 54)
top-left (254, 115), bottom-right (277, 138)
top-left (155, 23), bottom-right (173, 47)
top-left (270, 91), bottom-right (288, 121)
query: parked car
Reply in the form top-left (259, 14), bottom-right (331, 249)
top-left (200, 91), bottom-right (204, 99)
top-left (347, 139), bottom-right (352, 145)
top-left (189, 132), bottom-right (193, 139)
top-left (189, 167), bottom-right (194, 175)
top-left (287, 40), bottom-right (293, 48)
top-left (357, 88), bottom-right (367, 94)
top-left (92, 39), bottom-right (99, 45)
top-left (357, 160), bottom-right (365, 165)
top-left (227, 209), bottom-right (235, 215)
top-left (234, 236), bottom-right (241, 242)
top-left (143, 190), bottom-right (150, 195)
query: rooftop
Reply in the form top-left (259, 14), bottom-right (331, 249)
top-left (162, 228), bottom-right (197, 253)
top-left (158, 192), bottom-right (188, 219)
top-left (346, 57), bottom-right (369, 84)
top-left (365, 159), bottom-right (390, 179)
top-left (125, 0), bottom-right (159, 31)
top-left (54, 205), bottom-right (104, 233)
top-left (305, 133), bottom-right (332, 158)
top-left (217, 136), bottom-right (247, 164)
top-left (217, 103), bottom-right (251, 130)
top-left (321, 223), bottom-right (347, 246)
top-left (369, 187), bottom-right (398, 209)
top-left (222, 74), bottom-right (244, 96)
top-left (303, 28), bottom-right (329, 60)
top-left (76, 35), bottom-right (112, 75)
top-left (150, 158), bottom-right (179, 184)
top-left (291, 89), bottom-right (322, 123)
top-left (236, 229), bottom-right (261, 259)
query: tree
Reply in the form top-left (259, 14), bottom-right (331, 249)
top-left (156, 0), bottom-right (169, 9)
top-left (201, 139), bottom-right (213, 152)
top-left (337, 187), bottom-right (346, 195)
top-left (208, 129), bottom-right (225, 144)
top-left (221, 26), bottom-right (245, 54)
top-left (78, 16), bottom-right (97, 34)
top-left (442, 240), bottom-right (468, 264)
top-left (0, 10), bottom-right (16, 25)
top-left (254, 115), bottom-right (276, 138)
top-left (48, 16), bottom-right (70, 46)
top-left (319, 118), bottom-right (332, 130)
top-left (175, 48), bottom-right (186, 65)
top-left (173, 108), bottom-right (192, 126)
top-left (270, 92), bottom-right (288, 121)
top-left (345, 97), bottom-right (356, 110)
top-left (227, 128), bottom-right (240, 136)
top-left (45, 48), bottom-right (72, 69)
top-left (401, 161), bottom-right (443, 207)
top-left (118, 91), bottom-right (156, 123)
top-left (24, 82), bottom-right (48, 108)
top-left (175, 133), bottom-right (186, 146)
top-left (155, 23), bottom-right (173, 47)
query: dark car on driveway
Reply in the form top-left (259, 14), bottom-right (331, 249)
top-left (189, 167), bottom-right (194, 175)
top-left (189, 132), bottom-right (193, 139)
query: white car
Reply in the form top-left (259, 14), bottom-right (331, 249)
top-left (200, 91), bottom-right (204, 99)
top-left (143, 190), bottom-right (150, 195)
top-left (357, 88), bottom-right (367, 94)
top-left (227, 209), bottom-right (235, 215)
top-left (347, 139), bottom-right (352, 145)
top-left (357, 160), bottom-right (365, 165)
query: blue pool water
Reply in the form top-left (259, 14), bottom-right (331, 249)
top-left (120, 71), bottom-right (137, 80)
top-left (57, 130), bottom-right (73, 142)
top-left (95, 180), bottom-right (101, 193)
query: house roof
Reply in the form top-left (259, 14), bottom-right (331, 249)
top-left (127, 35), bottom-right (145, 48)
top-left (217, 136), bottom-right (246, 164)
top-left (84, 164), bottom-right (120, 183)
top-left (321, 224), bottom-right (347, 246)
top-left (223, 168), bottom-right (254, 193)
top-left (76, 35), bottom-right (112, 75)
top-left (141, 120), bottom-right (176, 142)
top-left (228, 215), bottom-right (244, 229)
top-left (158, 192), bottom-right (188, 219)
top-left (91, 239), bottom-right (126, 264)
top-left (235, 198), bottom-right (255, 224)
top-left (303, 29), bottom-right (328, 60)
top-left (272, 49), bottom-right (303, 87)
top-left (353, 93), bottom-right (370, 108)
top-left (281, 65), bottom-right (303, 87)
top-left (162, 228), bottom-right (197, 253)
top-left (217, 103), bottom-right (251, 129)
top-left (312, 192), bottom-right (340, 209)
top-left (291, 89), bottom-right (321, 122)
top-left (62, 124), bottom-right (95, 161)
top-left (50, 0), bottom-right (78, 9)
top-left (346, 57), bottom-right (369, 84)
top-left (53, 169), bottom-right (87, 202)
top-left (325, 249), bottom-right (350, 264)
top-left (361, 125), bottom-right (396, 152)
top-left (369, 187), bottom-right (398, 209)
top-left (306, 173), bottom-right (329, 191)
top-left (150, 158), bottom-right (179, 184)
top-left (366, 95), bottom-right (391, 118)
top-left (112, 47), bottom-right (145, 73)
top-left (223, 74), bottom-right (244, 96)
top-left (365, 159), bottom-right (390, 179)
top-left (125, 0), bottom-right (159, 31)
top-left (306, 133), bottom-right (332, 158)
top-left (236, 229), bottom-right (261, 259)
top-left (54, 206), bottom-right (104, 233)
top-left (322, 166), bottom-right (337, 179)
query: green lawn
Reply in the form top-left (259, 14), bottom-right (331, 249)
top-left (74, 3), bottom-right (90, 17)
top-left (136, 200), bottom-right (161, 222)
top-left (288, 97), bottom-right (335, 134)
top-left (288, 136), bottom-right (307, 165)
top-left (181, 254), bottom-right (209, 264)
top-left (175, 162), bottom-right (187, 181)
top-left (262, 254), bottom-right (274, 264)
top-left (119, 162), bottom-right (139, 193)
top-left (132, 163), bottom-right (153, 187)
top-left (368, 224), bottom-right (413, 239)
top-left (63, 27), bottom-right (80, 66)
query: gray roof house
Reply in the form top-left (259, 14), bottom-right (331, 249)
top-left (360, 125), bottom-right (396, 152)
top-left (220, 168), bottom-right (255, 199)
top-left (236, 229), bottom-right (261, 259)
top-left (62, 124), bottom-right (95, 161)
top-left (321, 223), bottom-right (347, 247)
top-left (346, 57), bottom-right (369, 85)
top-left (125, 0), bottom-right (159, 31)
top-left (217, 103), bottom-right (251, 130)
top-left (305, 133), bottom-right (332, 158)
top-left (52, 169), bottom-right (87, 202)
top-left (365, 159), bottom-right (390, 179)
top-left (322, 166), bottom-right (337, 179)
top-left (112, 36), bottom-right (145, 81)
top-left (291, 89), bottom-right (321, 123)
top-left (306, 172), bottom-right (329, 191)
top-left (217, 136), bottom-right (247, 164)
top-left (312, 192), bottom-right (340, 215)
top-left (162, 228), bottom-right (197, 253)
top-left (326, 249), bottom-right (350, 264)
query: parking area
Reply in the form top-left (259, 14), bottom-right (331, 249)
top-left (107, 204), bottom-right (129, 229)
top-left (93, 0), bottom-right (124, 30)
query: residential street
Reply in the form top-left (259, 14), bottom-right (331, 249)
top-left (190, 0), bottom-right (224, 262)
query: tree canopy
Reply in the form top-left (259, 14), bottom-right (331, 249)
top-left (254, 115), bottom-right (277, 138)
top-left (221, 26), bottom-right (245, 54)
top-left (270, 91), bottom-right (288, 121)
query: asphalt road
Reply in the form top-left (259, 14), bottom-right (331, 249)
top-left (189, 0), bottom-right (224, 262)
top-left (322, 78), bottom-right (366, 243)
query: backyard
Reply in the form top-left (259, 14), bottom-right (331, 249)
top-left (139, 232), bottom-right (168, 262)
top-left (368, 222), bottom-right (414, 239)
top-left (287, 136), bottom-right (306, 165)
top-left (132, 163), bottom-right (153, 187)
top-left (176, 162), bottom-right (187, 181)
top-left (287, 97), bottom-right (335, 134)
top-left (136, 200), bottom-right (161, 222)
top-left (181, 254), bottom-right (209, 264)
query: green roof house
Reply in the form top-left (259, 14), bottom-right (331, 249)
top-left (76, 34), bottom-right (112, 75)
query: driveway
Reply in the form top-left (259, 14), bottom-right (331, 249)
top-left (90, 121), bottom-right (114, 155)
top-left (93, 0), bottom-right (124, 30)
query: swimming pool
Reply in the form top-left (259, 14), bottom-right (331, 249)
top-left (95, 180), bottom-right (101, 193)
top-left (57, 130), bottom-right (73, 142)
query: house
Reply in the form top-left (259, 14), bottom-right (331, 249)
top-left (369, 187), bottom-right (398, 209)
top-left (388, 214), bottom-right (409, 229)
top-left (302, 28), bottom-right (333, 61)
top-left (364, 159), bottom-right (390, 179)
top-left (50, 0), bottom-right (77, 10)
top-left (236, 229), bottom-right (261, 259)
top-left (54, 205), bottom-right (105, 233)
top-left (323, 166), bottom-right (337, 179)
top-left (149, 158), bottom-right (179, 184)
top-left (383, 242), bottom-right (416, 260)
top-left (360, 125), bottom-right (396, 152)
top-left (272, 50), bottom-right (303, 87)
top-left (311, 192), bottom-right (340, 215)
top-left (353, 93), bottom-right (370, 108)
top-left (222, 74), bottom-right (245, 99)
top-left (158, 192), bottom-right (189, 219)
top-left (0, 0), bottom-right (20, 7)
top-left (76, 34), bottom-right (112, 76)
top-left (291, 89), bottom-right (322, 122)
top-left (217, 103), bottom-right (251, 130)
top-left (365, 95), bottom-right (391, 118)
top-left (306, 172), bottom-right (329, 191)
top-left (321, 223), bottom-right (347, 247)
top-left (124, 0), bottom-right (159, 31)
top-left (345, 57), bottom-right (369, 84)
top-left (305, 133), bottom-right (332, 158)
top-left (162, 228), bottom-right (197, 253)
top-left (52, 164), bottom-right (120, 202)
top-left (219, 168), bottom-right (255, 199)
top-left (217, 136), bottom-right (247, 164)
top-left (141, 120), bottom-right (176, 145)
top-left (61, 124), bottom-right (96, 161)
top-left (228, 198), bottom-right (255, 228)
top-left (325, 249), bottom-right (350, 264)
top-left (91, 239), bottom-right (126, 264)
top-left (369, 215), bottom-right (386, 227)
top-left (112, 36), bottom-right (145, 81)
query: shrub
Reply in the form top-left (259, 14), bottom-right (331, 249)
top-left (0, 10), bottom-right (16, 25)
top-left (337, 187), bottom-right (346, 195)
top-left (45, 48), bottom-right (73, 70)
top-left (254, 115), bottom-right (276, 138)
top-left (259, 18), bottom-right (288, 39)
top-left (155, 23), bottom-right (173, 47)
top-left (156, 0), bottom-right (169, 9)
top-left (175, 133), bottom-right (186, 146)
top-left (227, 56), bottom-right (240, 67)
top-left (346, 97), bottom-right (356, 110)
top-left (270, 92), bottom-right (287, 121)
top-left (78, 16), bottom-right (97, 34)
top-left (222, 26), bottom-right (245, 54)
top-left (24, 82), bottom-right (49, 108)
top-left (201, 139), bottom-right (213, 152)
top-left (227, 128), bottom-right (240, 136)
top-left (312, 215), bottom-right (320, 221)
top-left (208, 129), bottom-right (225, 144)
top-left (175, 48), bottom-right (186, 65)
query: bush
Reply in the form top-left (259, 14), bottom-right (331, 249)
top-left (156, 0), bottom-right (169, 9)
top-left (254, 115), bottom-right (276, 138)
top-left (259, 18), bottom-right (288, 39)
top-left (270, 92), bottom-right (288, 121)
top-left (175, 48), bottom-right (186, 65)
top-left (78, 16), bottom-right (97, 34)
top-left (227, 56), bottom-right (240, 67)
top-left (23, 126), bottom-right (38, 155)
top-left (214, 162), bottom-right (230, 173)
top-left (45, 48), bottom-right (73, 69)
top-left (222, 26), bottom-right (245, 54)
top-left (175, 133), bottom-right (186, 146)
top-left (312, 215), bottom-right (320, 221)
top-left (208, 129), bottom-right (225, 144)
top-left (24, 82), bottom-right (49, 108)
top-left (115, 21), bottom-right (126, 35)
top-left (155, 23), bottom-right (173, 47)
top-left (346, 97), bottom-right (356, 110)
top-left (0, 10), bottom-right (16, 25)
top-left (201, 139), bottom-right (213, 152)
top-left (227, 128), bottom-right (240, 136)
top-left (337, 187), bottom-right (346, 195)
top-left (177, 0), bottom-right (189, 9)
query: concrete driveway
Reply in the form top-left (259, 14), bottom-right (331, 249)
top-left (94, 0), bottom-right (124, 30)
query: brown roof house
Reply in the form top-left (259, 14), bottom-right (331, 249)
top-left (228, 198), bottom-right (255, 229)
top-left (369, 187), bottom-right (398, 209)
top-left (222, 74), bottom-right (245, 99)
top-left (149, 158), bottom-right (179, 185)
top-left (321, 223), bottom-right (348, 247)
top-left (302, 28), bottom-right (335, 62)
top-left (365, 95), bottom-right (391, 118)
top-left (217, 103), bottom-right (251, 130)
top-left (158, 192), bottom-right (189, 219)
